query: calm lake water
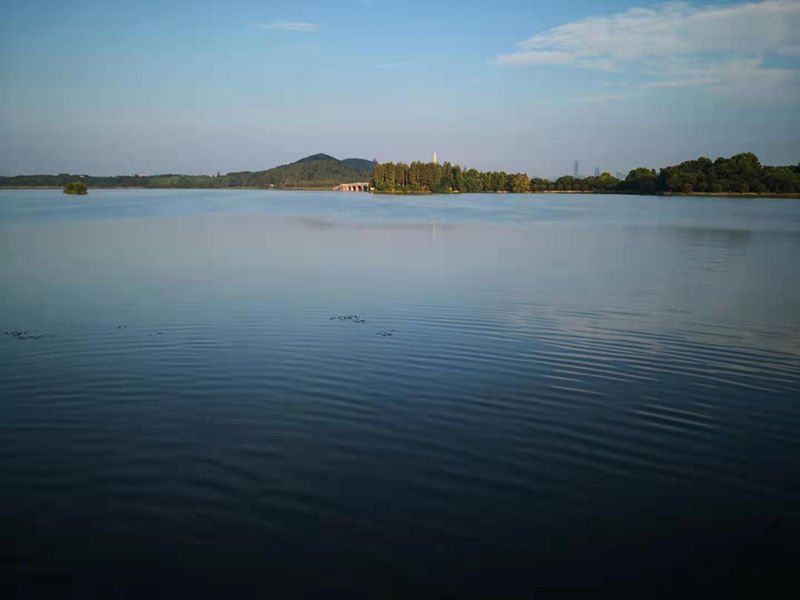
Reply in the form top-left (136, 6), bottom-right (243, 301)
top-left (1, 189), bottom-right (799, 595)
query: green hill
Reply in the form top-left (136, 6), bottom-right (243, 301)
top-left (220, 154), bottom-right (372, 188)
top-left (238, 154), bottom-right (370, 188)
top-left (0, 153), bottom-right (375, 190)
top-left (342, 158), bottom-right (377, 174)
top-left (295, 153), bottom-right (339, 163)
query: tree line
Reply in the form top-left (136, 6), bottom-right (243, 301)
top-left (3, 153), bottom-right (798, 195)
top-left (372, 153), bottom-right (800, 195)
top-left (0, 155), bottom-right (369, 190)
top-left (0, 173), bottom-right (221, 189)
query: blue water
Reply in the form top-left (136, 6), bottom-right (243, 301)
top-left (3, 188), bottom-right (799, 231)
top-left (1, 189), bottom-right (799, 595)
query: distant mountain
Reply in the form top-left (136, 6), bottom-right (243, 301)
top-left (295, 153), bottom-right (339, 164)
top-left (0, 153), bottom-right (376, 190)
top-left (342, 158), bottom-right (377, 175)
top-left (224, 154), bottom-right (373, 188)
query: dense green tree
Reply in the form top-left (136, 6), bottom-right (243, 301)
top-left (511, 173), bottom-right (530, 193)
top-left (63, 181), bottom-right (88, 195)
top-left (530, 178), bottom-right (551, 192)
top-left (554, 175), bottom-right (576, 191)
top-left (596, 172), bottom-right (620, 191)
top-left (762, 166), bottom-right (800, 193)
top-left (463, 169), bottom-right (483, 193)
top-left (622, 167), bottom-right (657, 193)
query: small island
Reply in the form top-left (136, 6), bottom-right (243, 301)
top-left (63, 181), bottom-right (88, 195)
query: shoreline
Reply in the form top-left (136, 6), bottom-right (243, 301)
top-left (2, 187), bottom-right (798, 199)
top-left (0, 186), bottom-right (336, 191)
top-left (373, 190), bottom-right (800, 199)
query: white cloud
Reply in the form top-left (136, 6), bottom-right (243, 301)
top-left (256, 21), bottom-right (319, 33)
top-left (640, 78), bottom-right (719, 88)
top-left (375, 61), bottom-right (411, 70)
top-left (496, 1), bottom-right (800, 94)
top-left (496, 50), bottom-right (576, 66)
top-left (570, 94), bottom-right (626, 103)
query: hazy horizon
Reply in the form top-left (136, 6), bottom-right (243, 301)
top-left (2, 0), bottom-right (799, 178)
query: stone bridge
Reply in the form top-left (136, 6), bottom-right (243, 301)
top-left (334, 182), bottom-right (370, 192)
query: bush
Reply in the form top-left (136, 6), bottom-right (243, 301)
top-left (63, 181), bottom-right (88, 195)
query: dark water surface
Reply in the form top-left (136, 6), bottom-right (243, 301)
top-left (1, 190), bottom-right (799, 595)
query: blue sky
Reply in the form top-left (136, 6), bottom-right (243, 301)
top-left (1, 0), bottom-right (798, 177)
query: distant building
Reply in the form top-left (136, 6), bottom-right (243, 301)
top-left (574, 160), bottom-right (579, 178)
top-left (433, 151), bottom-right (438, 165)
top-left (594, 167), bottom-right (600, 177)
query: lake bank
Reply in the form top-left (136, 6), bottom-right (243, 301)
top-left (372, 188), bottom-right (800, 198)
top-left (4, 185), bottom-right (799, 200)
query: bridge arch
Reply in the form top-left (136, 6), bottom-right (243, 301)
top-left (334, 181), bottom-right (370, 192)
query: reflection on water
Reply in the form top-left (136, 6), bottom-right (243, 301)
top-left (669, 225), bottom-right (753, 247)
top-left (1, 190), bottom-right (799, 595)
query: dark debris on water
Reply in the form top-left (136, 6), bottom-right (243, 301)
top-left (330, 315), bottom-right (366, 324)
top-left (6, 318), bottom-right (396, 342)
top-left (4, 330), bottom-right (55, 341)
top-left (330, 315), bottom-right (397, 337)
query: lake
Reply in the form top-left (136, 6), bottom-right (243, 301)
top-left (1, 189), bottom-right (799, 595)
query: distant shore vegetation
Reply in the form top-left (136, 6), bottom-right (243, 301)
top-left (63, 181), bottom-right (87, 195)
top-left (3, 153), bottom-right (799, 197)
top-left (373, 153), bottom-right (800, 196)
top-left (1, 154), bottom-right (374, 192)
